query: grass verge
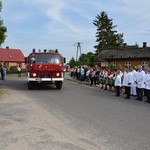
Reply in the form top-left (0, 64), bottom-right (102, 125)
top-left (0, 86), bottom-right (4, 98)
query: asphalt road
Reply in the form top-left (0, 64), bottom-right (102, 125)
top-left (0, 75), bottom-right (150, 150)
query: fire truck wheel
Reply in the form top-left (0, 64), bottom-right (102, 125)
top-left (55, 81), bottom-right (62, 90)
top-left (28, 82), bottom-right (33, 90)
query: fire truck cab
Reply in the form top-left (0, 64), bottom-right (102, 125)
top-left (25, 49), bottom-right (66, 90)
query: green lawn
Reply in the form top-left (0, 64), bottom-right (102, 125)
top-left (7, 73), bottom-right (27, 77)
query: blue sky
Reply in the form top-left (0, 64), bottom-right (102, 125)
top-left (1, 0), bottom-right (150, 62)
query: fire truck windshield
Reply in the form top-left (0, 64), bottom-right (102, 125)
top-left (30, 53), bottom-right (61, 64)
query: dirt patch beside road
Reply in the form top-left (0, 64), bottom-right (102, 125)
top-left (0, 87), bottom-right (101, 150)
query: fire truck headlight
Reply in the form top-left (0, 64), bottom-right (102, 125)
top-left (33, 73), bottom-right (37, 77)
top-left (56, 73), bottom-right (60, 77)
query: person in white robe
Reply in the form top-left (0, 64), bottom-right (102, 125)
top-left (130, 67), bottom-right (137, 96)
top-left (125, 68), bottom-right (133, 99)
top-left (122, 67), bottom-right (128, 94)
top-left (114, 70), bottom-right (122, 96)
top-left (144, 67), bottom-right (150, 103)
top-left (135, 65), bottom-right (145, 101)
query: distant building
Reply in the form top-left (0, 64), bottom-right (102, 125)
top-left (94, 42), bottom-right (150, 69)
top-left (0, 46), bottom-right (25, 69)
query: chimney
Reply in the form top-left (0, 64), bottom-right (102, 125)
top-left (123, 43), bottom-right (127, 48)
top-left (6, 46), bottom-right (9, 49)
top-left (143, 42), bottom-right (147, 48)
top-left (32, 48), bottom-right (36, 53)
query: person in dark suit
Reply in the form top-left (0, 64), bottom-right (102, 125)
top-left (0, 64), bottom-right (4, 80)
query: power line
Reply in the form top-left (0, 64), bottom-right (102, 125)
top-left (119, 11), bottom-right (150, 30)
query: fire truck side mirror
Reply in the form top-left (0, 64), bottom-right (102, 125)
top-left (25, 57), bottom-right (28, 64)
top-left (63, 57), bottom-right (66, 63)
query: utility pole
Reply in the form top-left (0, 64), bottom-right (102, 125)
top-left (73, 42), bottom-right (82, 61)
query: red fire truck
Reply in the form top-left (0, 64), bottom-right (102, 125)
top-left (25, 49), bottom-right (66, 90)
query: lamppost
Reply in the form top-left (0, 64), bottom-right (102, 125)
top-left (73, 42), bottom-right (82, 61)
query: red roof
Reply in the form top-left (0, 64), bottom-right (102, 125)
top-left (0, 48), bottom-right (25, 62)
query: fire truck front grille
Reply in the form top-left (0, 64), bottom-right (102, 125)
top-left (35, 71), bottom-right (62, 78)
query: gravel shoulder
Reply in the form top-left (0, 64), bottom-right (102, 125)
top-left (0, 84), bottom-right (101, 150)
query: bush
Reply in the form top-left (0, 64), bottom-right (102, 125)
top-left (7, 66), bottom-right (26, 74)
top-left (8, 66), bottom-right (18, 74)
top-left (109, 63), bottom-right (115, 71)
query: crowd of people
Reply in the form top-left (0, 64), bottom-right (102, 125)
top-left (70, 64), bottom-right (150, 103)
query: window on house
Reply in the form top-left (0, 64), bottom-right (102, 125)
top-left (110, 62), bottom-right (116, 68)
top-left (125, 61), bottom-right (131, 68)
top-left (105, 62), bottom-right (109, 67)
top-left (101, 62), bottom-right (108, 67)
top-left (101, 62), bottom-right (104, 67)
top-left (141, 61), bottom-right (148, 68)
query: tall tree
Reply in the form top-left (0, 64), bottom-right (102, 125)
top-left (0, 1), bottom-right (7, 46)
top-left (93, 11), bottom-right (124, 54)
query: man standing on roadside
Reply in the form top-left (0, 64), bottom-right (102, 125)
top-left (130, 67), bottom-right (137, 97)
top-left (125, 68), bottom-right (133, 99)
top-left (0, 64), bottom-right (4, 80)
top-left (122, 67), bottom-right (128, 95)
top-left (144, 67), bottom-right (150, 103)
top-left (114, 69), bottom-right (122, 97)
top-left (17, 65), bottom-right (21, 77)
top-left (135, 65), bottom-right (145, 101)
